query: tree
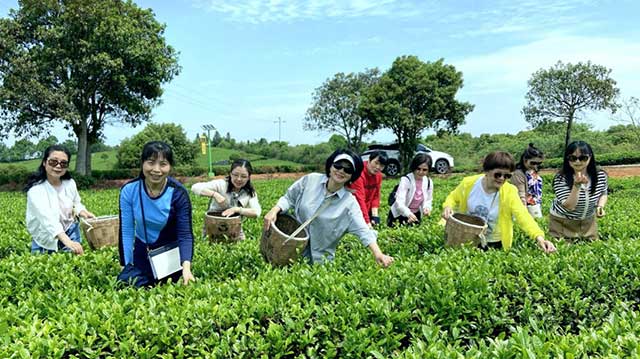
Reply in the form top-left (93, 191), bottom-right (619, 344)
top-left (360, 56), bottom-right (474, 169)
top-left (116, 123), bottom-right (197, 169)
top-left (35, 135), bottom-right (60, 154)
top-left (304, 69), bottom-right (380, 152)
top-left (0, 0), bottom-right (180, 175)
top-left (612, 97), bottom-right (640, 143)
top-left (522, 61), bottom-right (619, 148)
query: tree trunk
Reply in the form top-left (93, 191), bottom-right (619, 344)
top-left (75, 117), bottom-right (89, 175)
top-left (564, 110), bottom-right (575, 149)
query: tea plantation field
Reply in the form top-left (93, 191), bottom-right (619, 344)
top-left (1, 175), bottom-right (640, 357)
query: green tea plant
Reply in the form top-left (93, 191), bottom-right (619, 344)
top-left (1, 176), bottom-right (639, 357)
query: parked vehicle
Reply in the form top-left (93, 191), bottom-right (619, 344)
top-left (361, 143), bottom-right (454, 176)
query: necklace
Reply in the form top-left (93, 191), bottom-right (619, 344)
top-left (146, 178), bottom-right (167, 197)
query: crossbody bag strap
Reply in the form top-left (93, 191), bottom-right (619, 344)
top-left (138, 181), bottom-right (150, 251)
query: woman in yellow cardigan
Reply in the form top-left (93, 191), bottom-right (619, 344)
top-left (442, 151), bottom-right (556, 253)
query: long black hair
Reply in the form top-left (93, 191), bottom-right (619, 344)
top-left (23, 145), bottom-right (72, 193)
top-left (226, 159), bottom-right (256, 197)
top-left (560, 141), bottom-right (599, 194)
top-left (516, 143), bottom-right (544, 170)
top-left (325, 149), bottom-right (364, 185)
top-left (137, 141), bottom-right (174, 179)
top-left (409, 153), bottom-right (432, 172)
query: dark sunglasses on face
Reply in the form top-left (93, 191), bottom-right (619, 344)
top-left (529, 161), bottom-right (542, 166)
top-left (567, 155), bottom-right (589, 162)
top-left (493, 172), bottom-right (512, 179)
top-left (332, 162), bottom-right (354, 175)
top-left (47, 159), bottom-right (69, 168)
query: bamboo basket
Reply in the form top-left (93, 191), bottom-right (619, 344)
top-left (260, 214), bottom-right (309, 267)
top-left (80, 215), bottom-right (120, 250)
top-left (204, 211), bottom-right (243, 243)
top-left (444, 213), bottom-right (487, 247)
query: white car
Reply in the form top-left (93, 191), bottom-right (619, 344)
top-left (361, 143), bottom-right (454, 176)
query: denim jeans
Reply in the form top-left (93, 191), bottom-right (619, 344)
top-left (31, 222), bottom-right (82, 254)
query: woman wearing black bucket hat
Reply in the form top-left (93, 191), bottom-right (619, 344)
top-left (264, 149), bottom-right (394, 267)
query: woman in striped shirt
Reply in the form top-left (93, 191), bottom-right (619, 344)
top-left (549, 141), bottom-right (608, 241)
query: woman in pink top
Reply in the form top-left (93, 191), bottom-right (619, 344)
top-left (388, 153), bottom-right (433, 227)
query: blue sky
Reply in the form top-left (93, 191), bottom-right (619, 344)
top-left (2, 0), bottom-right (640, 146)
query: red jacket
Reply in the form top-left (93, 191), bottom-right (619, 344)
top-left (348, 161), bottom-right (382, 224)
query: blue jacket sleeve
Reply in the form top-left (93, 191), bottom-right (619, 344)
top-left (118, 183), bottom-right (136, 265)
top-left (173, 186), bottom-right (194, 263)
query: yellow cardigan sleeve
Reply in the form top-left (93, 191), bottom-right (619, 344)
top-left (507, 186), bottom-right (544, 239)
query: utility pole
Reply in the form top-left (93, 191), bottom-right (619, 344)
top-left (202, 124), bottom-right (216, 177)
top-left (274, 117), bottom-right (286, 141)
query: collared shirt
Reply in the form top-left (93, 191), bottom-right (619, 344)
top-left (347, 161), bottom-right (382, 224)
top-left (26, 179), bottom-right (87, 251)
top-left (191, 178), bottom-right (261, 215)
top-left (276, 173), bottom-right (377, 263)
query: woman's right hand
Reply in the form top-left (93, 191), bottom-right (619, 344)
top-left (212, 191), bottom-right (226, 205)
top-left (574, 172), bottom-right (589, 186)
top-left (442, 206), bottom-right (453, 220)
top-left (263, 207), bottom-right (280, 231)
top-left (64, 240), bottom-right (84, 255)
top-left (407, 213), bottom-right (419, 223)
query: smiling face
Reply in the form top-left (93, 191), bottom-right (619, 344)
top-left (366, 157), bottom-right (385, 175)
top-left (142, 153), bottom-right (171, 186)
top-left (330, 160), bottom-right (353, 186)
top-left (230, 166), bottom-right (250, 190)
top-left (567, 149), bottom-right (591, 173)
top-left (44, 151), bottom-right (70, 182)
top-left (485, 168), bottom-right (513, 192)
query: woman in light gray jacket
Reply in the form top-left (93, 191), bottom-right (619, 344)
top-left (388, 153), bottom-right (433, 227)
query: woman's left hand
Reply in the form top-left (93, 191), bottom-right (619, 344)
top-left (182, 263), bottom-right (196, 285)
top-left (222, 207), bottom-right (239, 217)
top-left (536, 237), bottom-right (557, 253)
top-left (423, 208), bottom-right (431, 216)
top-left (79, 210), bottom-right (96, 219)
top-left (596, 206), bottom-right (606, 217)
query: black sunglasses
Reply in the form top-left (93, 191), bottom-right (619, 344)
top-left (493, 172), bottom-right (512, 179)
top-left (567, 155), bottom-right (590, 162)
top-left (529, 161), bottom-right (542, 166)
top-left (332, 162), bottom-right (354, 175)
top-left (47, 159), bottom-right (70, 168)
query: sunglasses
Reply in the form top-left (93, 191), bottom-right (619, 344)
top-left (47, 159), bottom-right (70, 168)
top-left (567, 155), bottom-right (590, 162)
top-left (332, 162), bottom-right (354, 175)
top-left (493, 172), bottom-right (512, 179)
top-left (529, 161), bottom-right (542, 166)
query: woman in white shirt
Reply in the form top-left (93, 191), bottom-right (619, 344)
top-left (388, 153), bottom-right (433, 227)
top-left (24, 145), bottom-right (95, 255)
top-left (191, 159), bottom-right (261, 239)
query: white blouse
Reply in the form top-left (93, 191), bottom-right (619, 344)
top-left (26, 179), bottom-right (87, 250)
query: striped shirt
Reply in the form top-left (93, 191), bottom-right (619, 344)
top-left (550, 171), bottom-right (608, 220)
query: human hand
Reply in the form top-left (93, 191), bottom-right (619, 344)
top-left (222, 207), bottom-right (239, 217)
top-left (64, 240), bottom-right (84, 255)
top-left (423, 208), bottom-right (431, 217)
top-left (442, 207), bottom-right (453, 220)
top-left (79, 210), bottom-right (96, 219)
top-left (263, 207), bottom-right (280, 231)
top-left (370, 216), bottom-right (380, 226)
top-left (212, 191), bottom-right (226, 205)
top-left (574, 172), bottom-right (588, 186)
top-left (375, 253), bottom-right (394, 267)
top-left (182, 267), bottom-right (196, 285)
top-left (536, 237), bottom-right (556, 253)
top-left (407, 213), bottom-right (419, 223)
top-left (596, 206), bottom-right (606, 217)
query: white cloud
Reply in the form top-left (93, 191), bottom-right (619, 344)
top-left (193, 0), bottom-right (418, 23)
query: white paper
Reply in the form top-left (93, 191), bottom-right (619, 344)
top-left (149, 247), bottom-right (182, 280)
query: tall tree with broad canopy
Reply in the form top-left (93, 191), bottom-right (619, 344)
top-left (304, 68), bottom-right (380, 152)
top-left (0, 0), bottom-right (180, 175)
top-left (360, 55), bottom-right (474, 170)
top-left (522, 61), bottom-right (619, 149)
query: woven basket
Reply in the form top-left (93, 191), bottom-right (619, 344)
top-left (80, 215), bottom-right (119, 250)
top-left (260, 214), bottom-right (309, 267)
top-left (444, 213), bottom-right (487, 247)
top-left (204, 211), bottom-right (242, 243)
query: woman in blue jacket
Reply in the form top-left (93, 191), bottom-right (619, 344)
top-left (117, 141), bottom-right (195, 287)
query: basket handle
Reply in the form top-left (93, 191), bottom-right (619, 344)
top-left (80, 217), bottom-right (94, 233)
top-left (282, 197), bottom-right (333, 245)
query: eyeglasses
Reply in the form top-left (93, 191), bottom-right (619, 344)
top-left (332, 162), bottom-right (354, 175)
top-left (47, 159), bottom-right (69, 168)
top-left (529, 161), bottom-right (542, 166)
top-left (493, 172), bottom-right (512, 179)
top-left (416, 167), bottom-right (429, 172)
top-left (567, 155), bottom-right (590, 162)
